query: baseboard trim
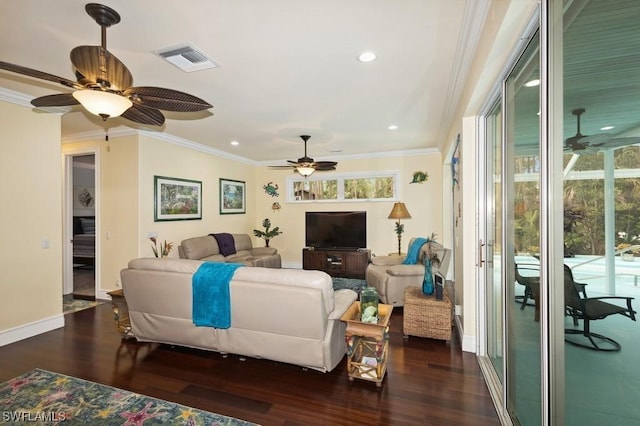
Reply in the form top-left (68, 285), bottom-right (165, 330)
top-left (282, 261), bottom-right (302, 269)
top-left (454, 315), bottom-right (477, 353)
top-left (0, 314), bottom-right (65, 347)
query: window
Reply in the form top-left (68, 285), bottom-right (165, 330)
top-left (287, 171), bottom-right (399, 202)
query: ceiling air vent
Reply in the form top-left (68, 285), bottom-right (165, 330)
top-left (154, 43), bottom-right (218, 72)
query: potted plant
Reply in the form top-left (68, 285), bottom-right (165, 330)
top-left (253, 218), bottom-right (282, 247)
top-left (150, 237), bottom-right (173, 258)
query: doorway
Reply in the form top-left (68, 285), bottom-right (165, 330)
top-left (64, 153), bottom-right (97, 301)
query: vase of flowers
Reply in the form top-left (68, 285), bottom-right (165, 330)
top-left (150, 237), bottom-right (173, 258)
top-left (422, 259), bottom-right (434, 295)
top-left (421, 234), bottom-right (440, 296)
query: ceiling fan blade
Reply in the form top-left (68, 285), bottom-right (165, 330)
top-left (287, 160), bottom-right (302, 165)
top-left (313, 161), bottom-right (338, 167)
top-left (579, 133), bottom-right (611, 145)
top-left (312, 161), bottom-right (338, 171)
top-left (0, 61), bottom-right (83, 90)
top-left (268, 165), bottom-right (296, 169)
top-left (601, 137), bottom-right (640, 150)
top-left (120, 104), bottom-right (165, 126)
top-left (31, 93), bottom-right (79, 108)
top-left (70, 46), bottom-right (133, 90)
top-left (124, 87), bottom-right (212, 112)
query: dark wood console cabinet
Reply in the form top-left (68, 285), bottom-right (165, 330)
top-left (302, 248), bottom-right (371, 279)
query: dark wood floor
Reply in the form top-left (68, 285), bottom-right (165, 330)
top-left (0, 304), bottom-right (499, 425)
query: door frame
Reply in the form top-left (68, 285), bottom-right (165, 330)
top-left (63, 149), bottom-right (100, 296)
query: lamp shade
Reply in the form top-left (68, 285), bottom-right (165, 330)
top-left (72, 89), bottom-right (133, 119)
top-left (296, 166), bottom-right (315, 177)
top-left (388, 202), bottom-right (411, 220)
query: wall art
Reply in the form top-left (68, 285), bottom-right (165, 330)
top-left (154, 176), bottom-right (202, 221)
top-left (220, 178), bottom-right (246, 214)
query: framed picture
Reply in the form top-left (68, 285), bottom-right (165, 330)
top-left (154, 176), bottom-right (202, 221)
top-left (219, 178), bottom-right (246, 214)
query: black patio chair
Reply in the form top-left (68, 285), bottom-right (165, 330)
top-left (564, 265), bottom-right (636, 352)
top-left (515, 263), bottom-right (539, 310)
top-left (563, 265), bottom-right (588, 325)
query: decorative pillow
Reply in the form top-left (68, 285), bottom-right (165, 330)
top-left (79, 218), bottom-right (95, 234)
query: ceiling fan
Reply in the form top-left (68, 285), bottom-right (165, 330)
top-left (564, 108), bottom-right (640, 154)
top-left (269, 135), bottom-right (337, 177)
top-left (0, 3), bottom-right (211, 126)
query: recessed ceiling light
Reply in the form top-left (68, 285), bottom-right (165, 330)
top-left (387, 124), bottom-right (398, 130)
top-left (358, 51), bottom-right (377, 63)
top-left (525, 79), bottom-right (540, 87)
top-left (601, 126), bottom-right (615, 131)
top-left (230, 140), bottom-right (239, 146)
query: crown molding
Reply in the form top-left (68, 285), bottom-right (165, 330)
top-left (139, 130), bottom-right (258, 165)
top-left (0, 87), bottom-right (67, 114)
top-left (0, 82), bottom-right (439, 165)
top-left (62, 128), bottom-right (137, 143)
top-left (257, 147), bottom-right (439, 167)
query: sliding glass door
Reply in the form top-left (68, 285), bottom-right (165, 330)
top-left (479, 1), bottom-right (640, 424)
top-left (484, 100), bottom-right (504, 383)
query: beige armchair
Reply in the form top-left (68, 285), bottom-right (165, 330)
top-left (365, 238), bottom-right (451, 306)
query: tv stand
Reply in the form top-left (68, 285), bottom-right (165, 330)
top-left (303, 248), bottom-right (371, 279)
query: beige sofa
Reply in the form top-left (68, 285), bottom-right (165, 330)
top-left (178, 233), bottom-right (281, 268)
top-left (120, 258), bottom-right (357, 372)
top-left (365, 239), bottom-right (451, 307)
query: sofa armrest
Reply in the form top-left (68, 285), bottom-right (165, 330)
top-left (386, 264), bottom-right (425, 276)
top-left (250, 247), bottom-right (278, 256)
top-left (370, 255), bottom-right (404, 266)
top-left (328, 289), bottom-right (358, 320)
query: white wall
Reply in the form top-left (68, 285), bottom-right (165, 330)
top-left (0, 101), bottom-right (64, 345)
top-left (138, 135), bottom-right (257, 259)
top-left (255, 151), bottom-right (443, 267)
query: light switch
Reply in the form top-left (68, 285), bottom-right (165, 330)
top-left (41, 238), bottom-right (50, 249)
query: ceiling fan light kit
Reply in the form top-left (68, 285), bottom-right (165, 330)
top-left (72, 89), bottom-right (133, 119)
top-left (296, 166), bottom-right (316, 177)
top-left (0, 3), bottom-right (212, 126)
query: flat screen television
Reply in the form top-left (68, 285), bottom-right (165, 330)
top-left (305, 211), bottom-right (367, 249)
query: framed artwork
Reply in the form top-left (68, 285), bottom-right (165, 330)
top-left (219, 178), bottom-right (246, 214)
top-left (154, 176), bottom-right (202, 221)
top-left (73, 186), bottom-right (95, 215)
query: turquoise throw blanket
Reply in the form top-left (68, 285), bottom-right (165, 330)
top-left (192, 262), bottom-right (244, 328)
top-left (403, 237), bottom-right (429, 265)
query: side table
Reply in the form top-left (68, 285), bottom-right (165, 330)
top-left (340, 302), bottom-right (393, 387)
top-left (403, 286), bottom-right (452, 343)
top-left (107, 289), bottom-right (134, 339)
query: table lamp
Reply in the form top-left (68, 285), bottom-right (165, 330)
top-left (388, 202), bottom-right (411, 255)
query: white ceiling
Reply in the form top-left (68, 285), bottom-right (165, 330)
top-left (0, 1), bottom-right (486, 163)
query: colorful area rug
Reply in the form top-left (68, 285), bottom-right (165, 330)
top-left (0, 369), bottom-right (257, 425)
top-left (63, 296), bottom-right (104, 314)
top-left (332, 277), bottom-right (367, 295)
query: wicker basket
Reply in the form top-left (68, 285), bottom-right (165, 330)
top-left (403, 286), bottom-right (452, 342)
